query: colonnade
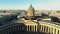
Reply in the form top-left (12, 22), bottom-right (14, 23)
top-left (39, 22), bottom-right (60, 34)
top-left (0, 23), bottom-right (24, 34)
top-left (0, 22), bottom-right (60, 34)
top-left (39, 25), bottom-right (60, 34)
top-left (25, 22), bottom-right (60, 34)
top-left (26, 25), bottom-right (37, 32)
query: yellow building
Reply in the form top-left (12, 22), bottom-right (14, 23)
top-left (27, 5), bottom-right (35, 16)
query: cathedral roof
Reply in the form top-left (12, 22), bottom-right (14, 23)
top-left (28, 4), bottom-right (35, 11)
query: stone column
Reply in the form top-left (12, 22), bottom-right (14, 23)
top-left (49, 28), bottom-right (51, 34)
top-left (1, 31), bottom-right (3, 34)
top-left (44, 25), bottom-right (45, 32)
top-left (41, 25), bottom-right (43, 32)
top-left (11, 28), bottom-right (13, 34)
top-left (45, 26), bottom-right (47, 32)
top-left (49, 27), bottom-right (52, 34)
top-left (40, 25), bottom-right (41, 31)
top-left (12, 27), bottom-right (14, 33)
top-left (0, 31), bottom-right (2, 34)
top-left (32, 26), bottom-right (34, 32)
top-left (15, 26), bottom-right (16, 32)
top-left (19, 25), bottom-right (20, 31)
top-left (8, 29), bottom-right (9, 34)
top-left (39, 25), bottom-right (41, 32)
top-left (7, 29), bottom-right (8, 34)
top-left (34, 25), bottom-right (35, 32)
top-left (29, 25), bottom-right (30, 32)
top-left (27, 25), bottom-right (28, 31)
top-left (47, 27), bottom-right (49, 33)
top-left (53, 28), bottom-right (55, 34)
top-left (2, 30), bottom-right (4, 34)
top-left (4, 30), bottom-right (6, 34)
top-left (40, 25), bottom-right (42, 31)
top-left (36, 25), bottom-right (37, 32)
top-left (5, 30), bottom-right (7, 34)
top-left (43, 26), bottom-right (44, 32)
top-left (9, 28), bottom-right (11, 34)
top-left (56, 29), bottom-right (58, 34)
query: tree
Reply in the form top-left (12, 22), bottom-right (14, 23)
top-left (51, 16), bottom-right (59, 22)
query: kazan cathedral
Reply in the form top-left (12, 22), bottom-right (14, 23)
top-left (18, 4), bottom-right (40, 32)
top-left (17, 5), bottom-right (52, 34)
top-left (0, 5), bottom-right (60, 34)
top-left (17, 5), bottom-right (60, 34)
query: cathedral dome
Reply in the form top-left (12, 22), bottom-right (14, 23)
top-left (27, 5), bottom-right (35, 16)
top-left (28, 5), bottom-right (35, 11)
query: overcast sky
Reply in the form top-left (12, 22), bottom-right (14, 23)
top-left (0, 0), bottom-right (60, 10)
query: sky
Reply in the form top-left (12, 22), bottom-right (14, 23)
top-left (0, 0), bottom-right (60, 10)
